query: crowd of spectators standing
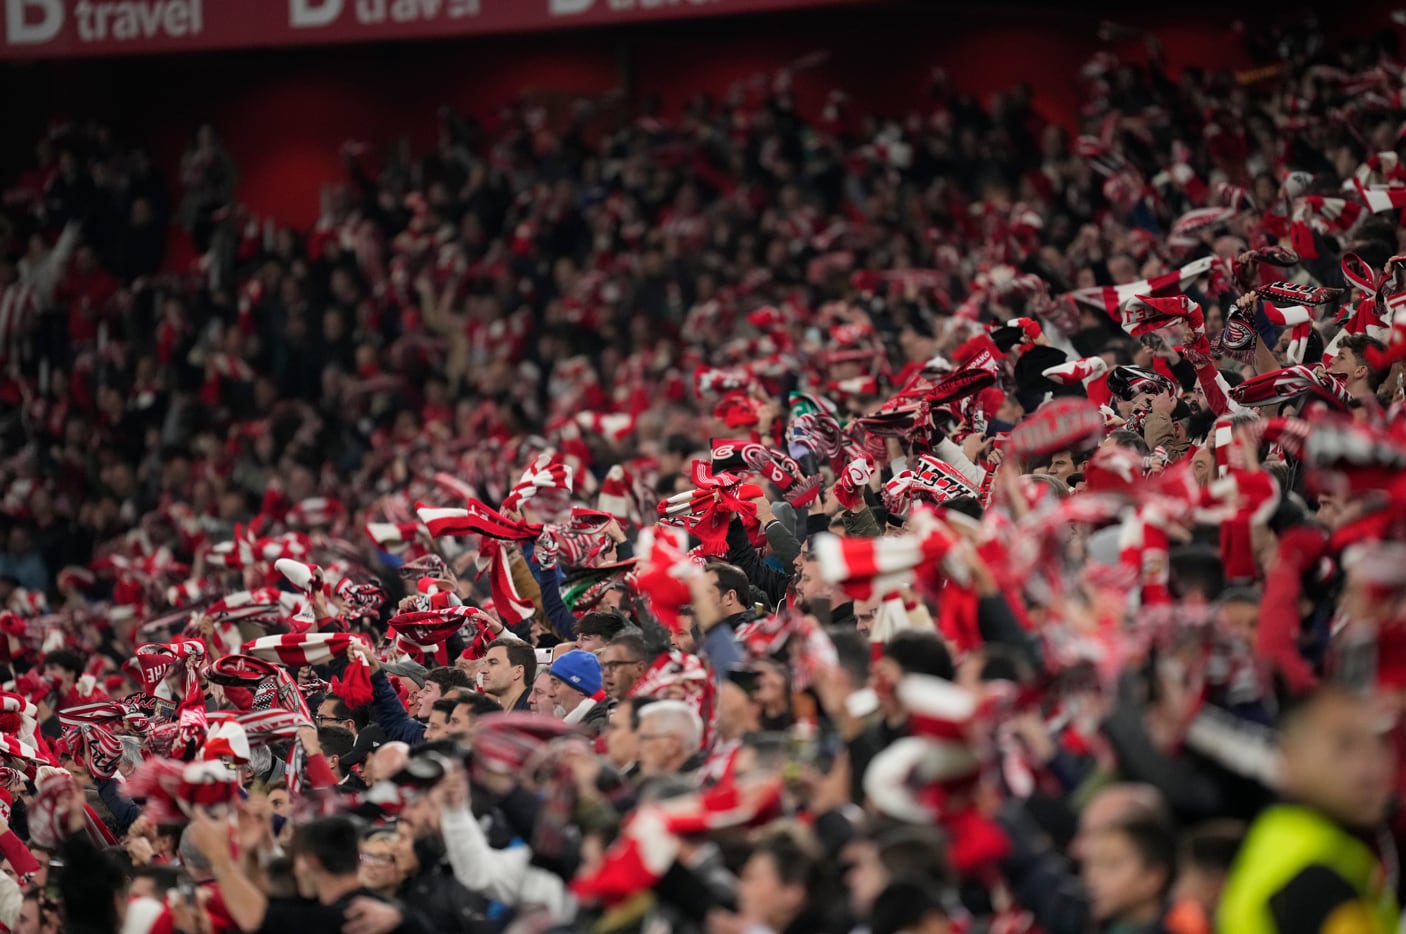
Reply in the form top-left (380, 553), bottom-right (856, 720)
top-left (0, 11), bottom-right (1404, 934)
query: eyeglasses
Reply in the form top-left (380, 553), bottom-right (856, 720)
top-left (314, 716), bottom-right (350, 726)
top-left (601, 660), bottom-right (642, 671)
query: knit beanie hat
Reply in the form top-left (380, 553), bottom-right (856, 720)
top-left (549, 650), bottom-right (604, 698)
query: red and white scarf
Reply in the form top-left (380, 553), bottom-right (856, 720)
top-left (207, 588), bottom-right (301, 625)
top-left (627, 651), bottom-right (717, 750)
top-left (387, 606), bottom-right (491, 665)
top-left (122, 758), bottom-right (240, 827)
top-left (242, 633), bottom-right (354, 669)
top-left (709, 439), bottom-right (803, 494)
top-left (415, 499), bottom-right (541, 627)
top-left (28, 767), bottom-right (118, 849)
top-left (572, 776), bottom-right (783, 905)
top-left (57, 702), bottom-right (125, 780)
top-left (632, 525), bottom-right (700, 634)
top-left (207, 654), bottom-right (312, 721)
top-left (656, 461), bottom-right (763, 556)
top-left (833, 454), bottom-right (876, 512)
top-left (813, 515), bottom-right (967, 602)
top-left (500, 454), bottom-right (574, 517)
top-left (1229, 365), bottom-right (1353, 412)
top-left (1066, 255), bottom-right (1220, 319)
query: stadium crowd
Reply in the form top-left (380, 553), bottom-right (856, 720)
top-left (1, 10), bottom-right (1406, 934)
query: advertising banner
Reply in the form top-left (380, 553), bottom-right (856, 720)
top-left (1, 0), bottom-right (861, 60)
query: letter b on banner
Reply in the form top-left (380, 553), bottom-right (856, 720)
top-left (549, 0), bottom-right (593, 14)
top-left (290, 0), bottom-right (342, 27)
top-left (5, 0), bottom-right (63, 44)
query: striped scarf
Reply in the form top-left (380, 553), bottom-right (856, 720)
top-left (656, 461), bottom-right (762, 556)
top-left (28, 767), bottom-right (118, 848)
top-left (57, 702), bottom-right (126, 780)
top-left (208, 654), bottom-right (312, 721)
top-left (415, 500), bottom-right (541, 627)
top-left (387, 606), bottom-right (490, 666)
top-left (627, 651), bottom-right (717, 751)
top-left (709, 439), bottom-right (803, 494)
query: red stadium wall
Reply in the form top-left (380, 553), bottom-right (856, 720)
top-left (3, 2), bottom-right (1400, 231)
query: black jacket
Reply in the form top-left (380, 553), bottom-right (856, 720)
top-left (400, 839), bottom-right (494, 933)
top-left (648, 844), bottom-right (739, 932)
top-left (718, 608), bottom-right (757, 631)
top-left (847, 716), bottom-right (908, 804)
top-left (257, 888), bottom-right (434, 934)
top-left (725, 518), bottom-right (790, 609)
top-left (997, 799), bottom-right (1091, 934)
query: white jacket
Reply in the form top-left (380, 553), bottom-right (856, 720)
top-left (439, 802), bottom-right (577, 922)
top-left (18, 222), bottom-right (81, 305)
